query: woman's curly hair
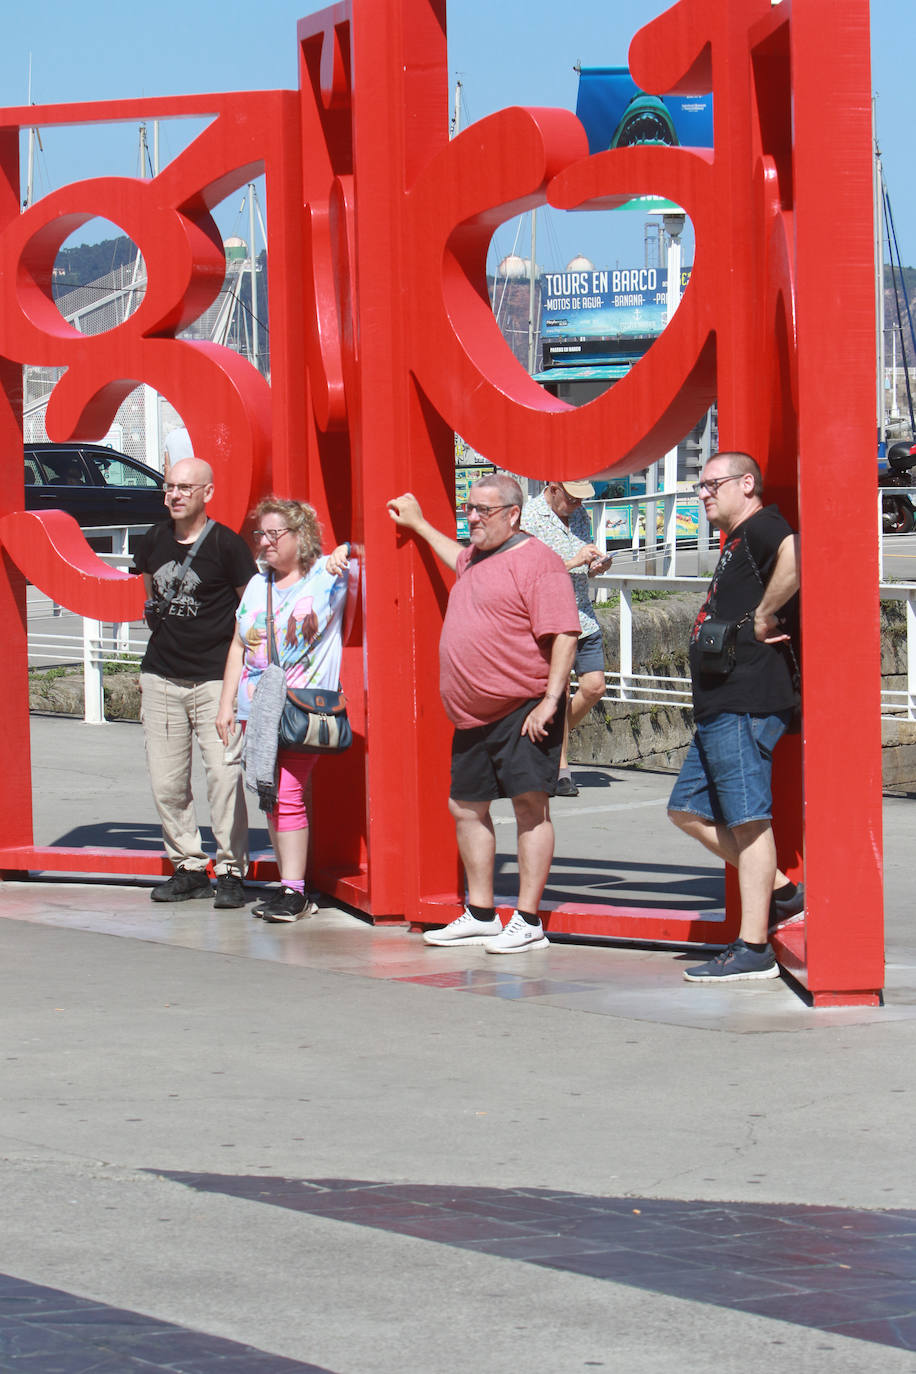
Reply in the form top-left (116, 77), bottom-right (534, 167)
top-left (252, 496), bottom-right (323, 574)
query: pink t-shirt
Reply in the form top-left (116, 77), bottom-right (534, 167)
top-left (439, 535), bottom-right (580, 728)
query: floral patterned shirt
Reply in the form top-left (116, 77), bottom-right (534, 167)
top-left (520, 492), bottom-right (598, 637)
top-left (234, 561), bottom-right (349, 722)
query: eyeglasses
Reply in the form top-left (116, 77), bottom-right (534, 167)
top-left (464, 502), bottom-right (512, 518)
top-left (692, 474), bottom-right (745, 496)
top-left (253, 528), bottom-right (292, 544)
top-left (558, 486), bottom-right (583, 505)
top-left (163, 482), bottom-right (206, 496)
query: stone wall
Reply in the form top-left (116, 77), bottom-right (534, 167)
top-left (570, 594), bottom-right (916, 787)
top-left (29, 670), bottom-right (141, 721)
top-left (571, 592), bottom-right (700, 773)
top-left (877, 602), bottom-right (916, 788)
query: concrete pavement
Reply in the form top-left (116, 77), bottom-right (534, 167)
top-left (0, 713), bottom-right (914, 1372)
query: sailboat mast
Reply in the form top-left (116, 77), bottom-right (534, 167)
top-left (451, 78), bottom-right (462, 139)
top-left (26, 130), bottom-right (35, 210)
top-left (874, 102), bottom-right (886, 447)
top-left (25, 55), bottom-right (35, 209)
top-left (892, 329), bottom-right (899, 420)
top-left (248, 183), bottom-right (259, 373)
top-left (527, 211), bottom-right (538, 375)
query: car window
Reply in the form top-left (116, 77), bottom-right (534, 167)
top-left (24, 454), bottom-right (42, 486)
top-left (39, 448), bottom-right (93, 487)
top-left (88, 452), bottom-right (160, 489)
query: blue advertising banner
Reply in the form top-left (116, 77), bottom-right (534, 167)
top-left (541, 265), bottom-right (691, 343)
top-left (575, 67), bottom-right (713, 211)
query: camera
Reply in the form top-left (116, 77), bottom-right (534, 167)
top-left (144, 599), bottom-right (165, 632)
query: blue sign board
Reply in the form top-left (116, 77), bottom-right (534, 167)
top-left (541, 265), bottom-right (691, 342)
top-left (575, 67), bottom-right (713, 212)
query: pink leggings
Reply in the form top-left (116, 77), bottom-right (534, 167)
top-left (271, 750), bottom-right (319, 831)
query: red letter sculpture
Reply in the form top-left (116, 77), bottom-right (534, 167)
top-left (0, 0), bottom-right (883, 1006)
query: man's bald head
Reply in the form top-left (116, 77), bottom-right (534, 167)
top-left (163, 456), bottom-right (214, 533)
top-left (169, 456), bottom-right (213, 489)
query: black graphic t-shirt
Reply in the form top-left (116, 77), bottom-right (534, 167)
top-left (689, 505), bottom-right (799, 722)
top-left (133, 520), bottom-right (257, 682)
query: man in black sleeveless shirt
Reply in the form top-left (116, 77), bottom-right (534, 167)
top-left (668, 452), bottom-right (801, 983)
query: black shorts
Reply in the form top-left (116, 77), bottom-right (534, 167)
top-left (450, 696), bottom-right (565, 802)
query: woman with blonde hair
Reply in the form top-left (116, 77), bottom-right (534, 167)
top-left (217, 497), bottom-right (353, 922)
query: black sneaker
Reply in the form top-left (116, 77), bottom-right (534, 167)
top-left (768, 882), bottom-right (805, 931)
top-left (555, 776), bottom-right (579, 798)
top-left (261, 887), bottom-right (308, 924)
top-left (213, 874), bottom-right (246, 909)
top-left (250, 891), bottom-right (275, 919)
top-left (683, 939), bottom-right (780, 983)
top-left (151, 866), bottom-right (211, 903)
top-left (252, 890), bottom-right (319, 919)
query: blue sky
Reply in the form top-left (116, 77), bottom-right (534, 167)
top-left (0, 0), bottom-right (912, 270)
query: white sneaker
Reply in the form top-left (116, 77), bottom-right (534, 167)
top-left (483, 911), bottom-right (549, 954)
top-left (423, 908), bottom-right (503, 946)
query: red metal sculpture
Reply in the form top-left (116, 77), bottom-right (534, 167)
top-left (0, 0), bottom-right (883, 1005)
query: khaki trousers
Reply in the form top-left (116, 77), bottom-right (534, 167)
top-left (140, 673), bottom-right (248, 876)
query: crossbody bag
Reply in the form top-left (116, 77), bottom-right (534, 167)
top-left (698, 532), bottom-right (800, 691)
top-left (266, 572), bottom-right (352, 753)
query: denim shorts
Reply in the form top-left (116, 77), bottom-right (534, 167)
top-left (575, 629), bottom-right (605, 676)
top-left (667, 711), bottom-right (792, 829)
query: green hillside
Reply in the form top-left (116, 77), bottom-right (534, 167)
top-left (51, 235), bottom-right (269, 367)
top-left (53, 236), bottom-right (138, 290)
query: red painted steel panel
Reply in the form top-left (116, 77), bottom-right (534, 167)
top-left (0, 0), bottom-right (886, 1005)
top-left (791, 0), bottom-right (884, 999)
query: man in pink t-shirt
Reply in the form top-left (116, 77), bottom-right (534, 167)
top-left (387, 475), bottom-right (579, 953)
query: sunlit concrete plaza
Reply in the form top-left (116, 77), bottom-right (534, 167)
top-left (0, 713), bottom-right (913, 1372)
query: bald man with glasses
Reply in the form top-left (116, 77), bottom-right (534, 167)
top-left (388, 475), bottom-right (580, 953)
top-left (132, 457), bottom-right (257, 907)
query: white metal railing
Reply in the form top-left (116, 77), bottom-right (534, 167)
top-left (875, 582), bottom-right (916, 721)
top-left (24, 505), bottom-right (916, 724)
top-left (585, 491), bottom-right (717, 585)
top-left (584, 494), bottom-right (707, 712)
top-left (27, 526), bottom-right (149, 724)
top-left (581, 489), bottom-right (916, 719)
top-left (583, 573), bottom-right (699, 711)
top-left (29, 615), bottom-right (148, 724)
top-left (877, 484), bottom-right (916, 580)
top-left (574, 569), bottom-right (916, 720)
top-left (874, 483), bottom-right (916, 720)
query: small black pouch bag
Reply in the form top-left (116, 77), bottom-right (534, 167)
top-left (697, 617), bottom-right (746, 676)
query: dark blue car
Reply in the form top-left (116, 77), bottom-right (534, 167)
top-left (24, 442), bottom-right (167, 531)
